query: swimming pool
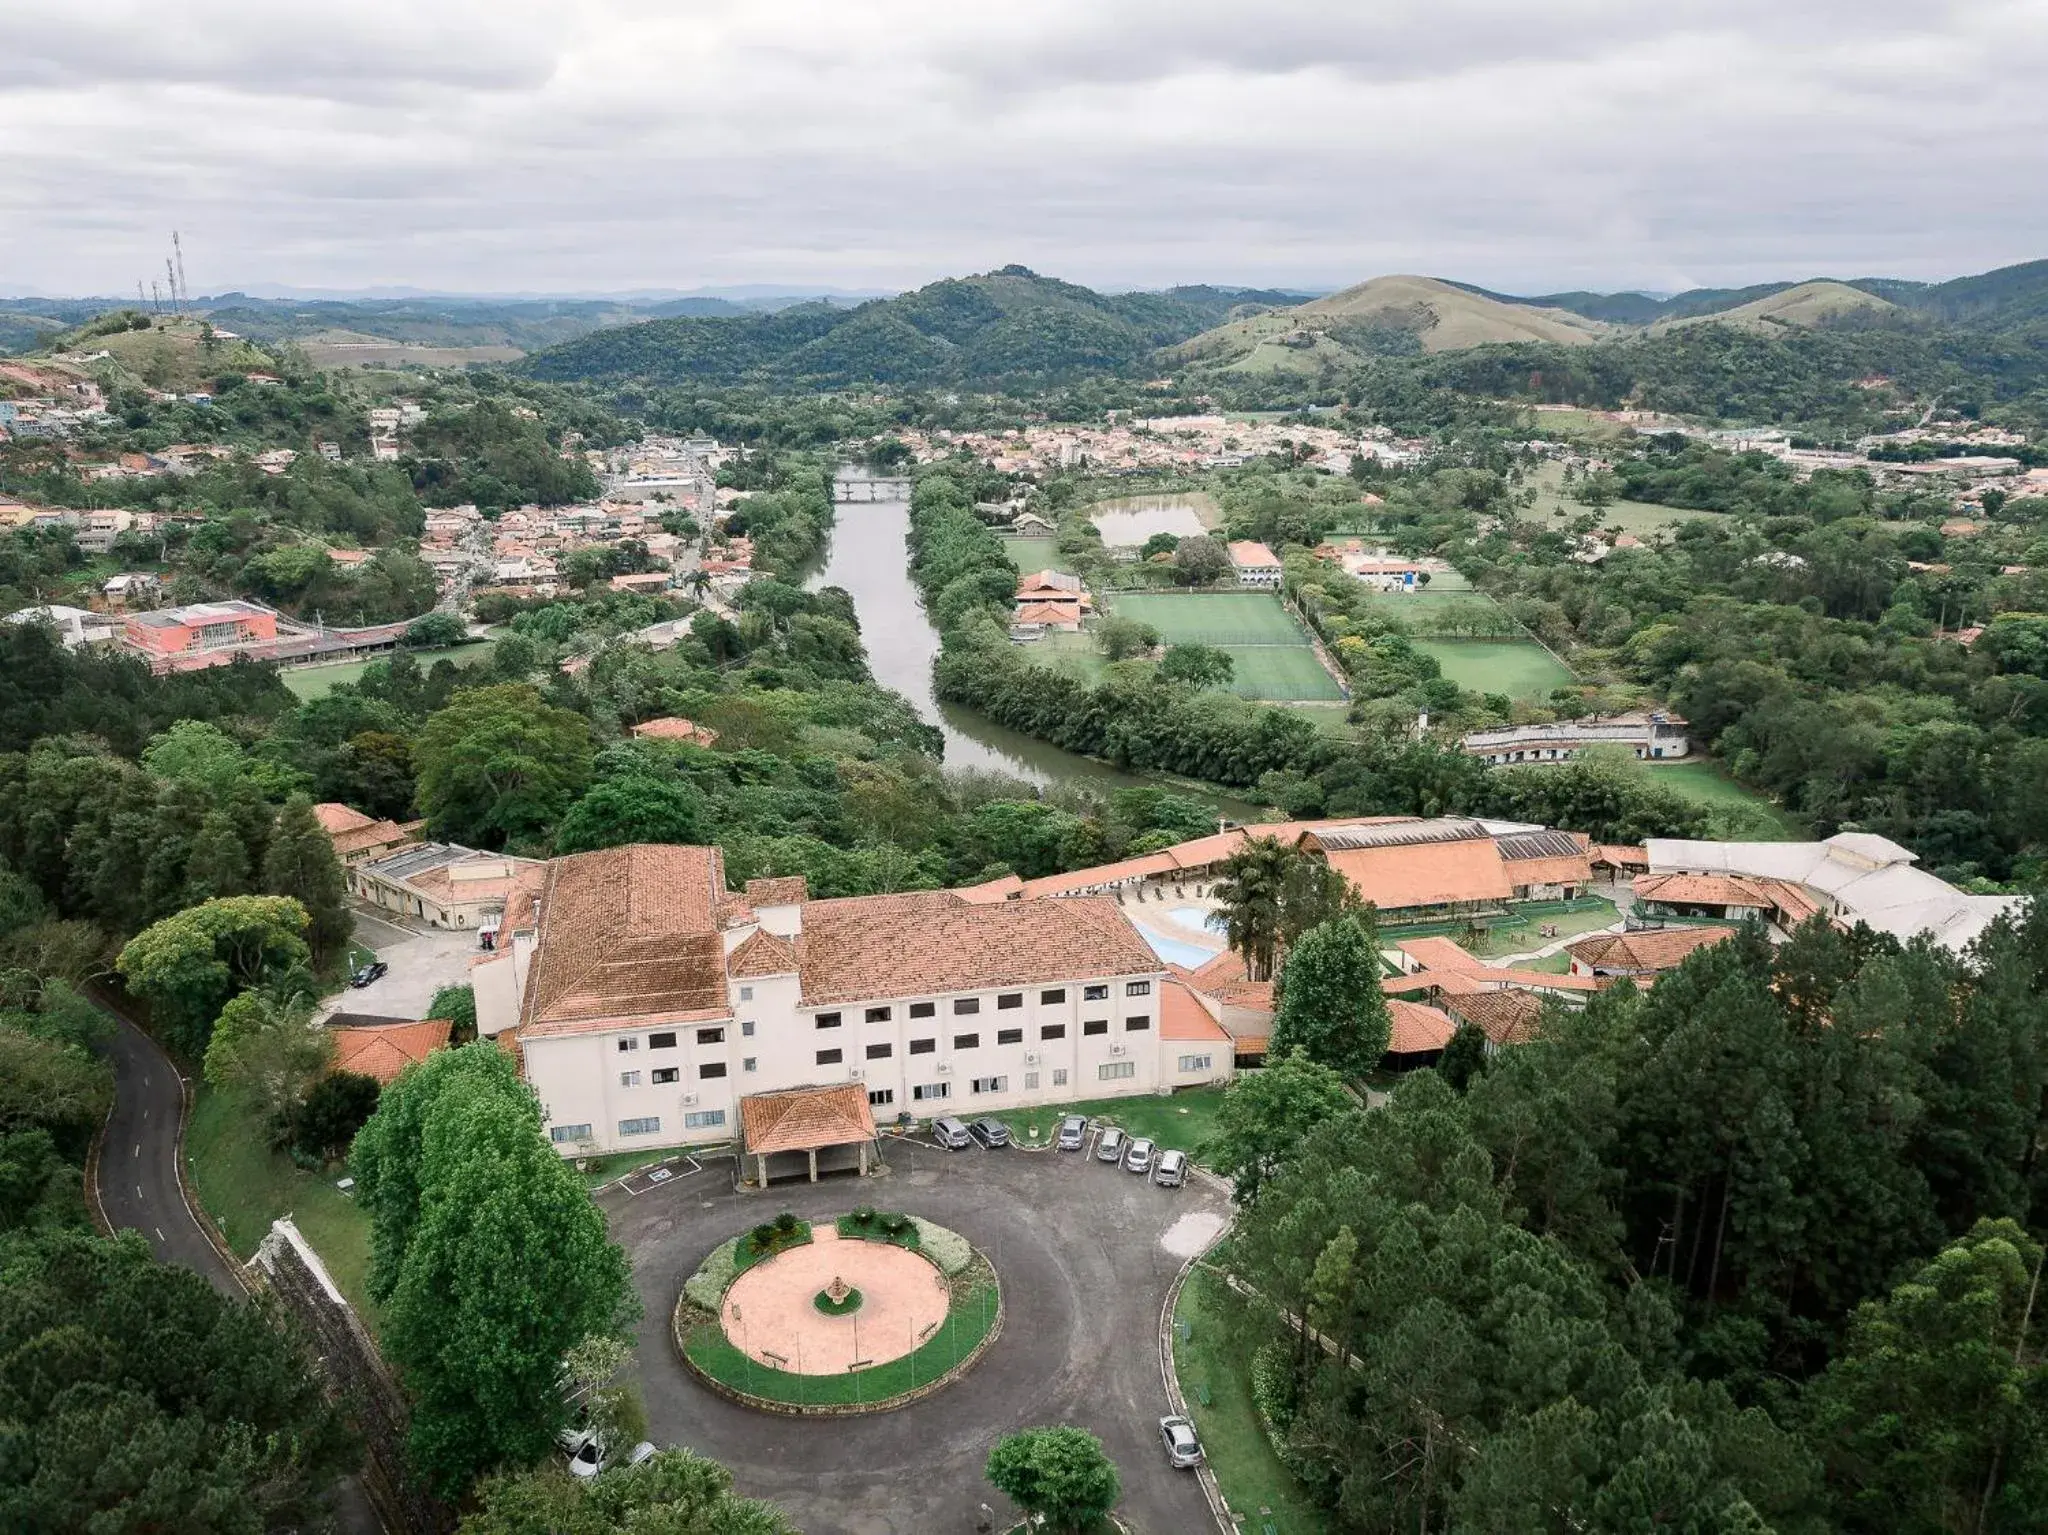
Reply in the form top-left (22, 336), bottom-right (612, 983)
top-left (1164, 905), bottom-right (1224, 935)
top-left (1141, 930), bottom-right (1221, 968)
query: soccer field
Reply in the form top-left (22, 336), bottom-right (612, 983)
top-left (1110, 591), bottom-right (1306, 645)
top-left (1219, 645), bottom-right (1346, 702)
top-left (1414, 639), bottom-right (1574, 700)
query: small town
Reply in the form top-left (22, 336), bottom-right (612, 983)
top-left (4, 7), bottom-right (2047, 1535)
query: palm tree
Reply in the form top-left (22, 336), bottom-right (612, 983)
top-left (1215, 837), bottom-right (1292, 981)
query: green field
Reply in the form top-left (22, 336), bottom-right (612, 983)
top-left (1218, 645), bottom-right (1345, 702)
top-left (282, 639), bottom-right (495, 701)
top-left (1647, 760), bottom-right (1801, 836)
top-left (1002, 536), bottom-right (1071, 575)
top-left (185, 1086), bottom-right (379, 1329)
top-left (1523, 461), bottom-right (1734, 539)
top-left (1109, 592), bottom-right (1306, 645)
top-left (993, 1086), bottom-right (1229, 1161)
top-left (1415, 638), bottom-right (1574, 699)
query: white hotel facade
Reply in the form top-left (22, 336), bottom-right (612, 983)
top-left (474, 844), bottom-right (1235, 1157)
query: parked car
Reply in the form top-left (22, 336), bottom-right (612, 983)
top-left (348, 960), bottom-right (388, 989)
top-left (1125, 1137), bottom-right (1156, 1176)
top-left (969, 1117), bottom-right (1011, 1148)
top-left (1154, 1148), bottom-right (1188, 1188)
top-left (1096, 1126), bottom-right (1126, 1163)
top-left (1160, 1414), bottom-right (1204, 1468)
top-left (931, 1116), bottom-right (972, 1150)
top-left (559, 1427), bottom-right (604, 1479)
top-left (1055, 1114), bottom-right (1087, 1151)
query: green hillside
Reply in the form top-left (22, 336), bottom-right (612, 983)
top-left (520, 267), bottom-right (1287, 388)
top-left (1654, 280), bottom-right (1899, 332)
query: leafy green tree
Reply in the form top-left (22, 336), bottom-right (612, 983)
top-left (1094, 614), bottom-right (1160, 662)
top-left (1216, 835), bottom-right (1292, 981)
top-left (1173, 534), bottom-right (1230, 585)
top-left (115, 895), bottom-right (311, 1056)
top-left (0, 1227), bottom-right (355, 1531)
top-left (414, 684), bottom-right (595, 848)
top-left (141, 718), bottom-right (247, 792)
top-left (202, 987), bottom-right (332, 1134)
top-left (1207, 1052), bottom-right (1357, 1203)
top-left (555, 774), bottom-right (710, 854)
top-left (459, 1447), bottom-right (799, 1535)
top-left (0, 1024), bottom-right (112, 1159)
top-left (428, 982), bottom-right (479, 1042)
top-left (985, 1426), bottom-right (1121, 1535)
top-left (184, 810), bottom-right (252, 900)
top-left (1437, 1019), bottom-right (1490, 1091)
top-left (1272, 912), bottom-right (1393, 1079)
top-left (406, 611), bottom-right (468, 647)
top-left (261, 794), bottom-right (353, 956)
top-left (351, 1043), bottom-right (636, 1493)
top-left (1804, 1218), bottom-right (2048, 1534)
top-left (1158, 642), bottom-right (1234, 688)
top-left (291, 1069), bottom-right (381, 1162)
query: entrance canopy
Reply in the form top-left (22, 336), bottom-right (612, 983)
top-left (741, 1083), bottom-right (878, 1184)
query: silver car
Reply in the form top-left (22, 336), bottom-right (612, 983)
top-left (1154, 1148), bottom-right (1188, 1188)
top-left (1055, 1114), bottom-right (1087, 1151)
top-left (1095, 1126), bottom-right (1126, 1163)
top-left (1160, 1414), bottom-right (1204, 1468)
top-left (1125, 1137), bottom-right (1156, 1176)
top-left (931, 1116), bottom-right (972, 1150)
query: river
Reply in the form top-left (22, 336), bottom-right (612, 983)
top-left (806, 475), bottom-right (1255, 812)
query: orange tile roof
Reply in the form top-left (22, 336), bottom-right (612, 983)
top-left (729, 927), bottom-right (801, 978)
top-left (1322, 836), bottom-right (1513, 910)
top-left (745, 876), bottom-right (809, 906)
top-left (329, 819), bottom-right (414, 858)
top-left (1591, 844), bottom-right (1649, 868)
top-left (330, 1018), bottom-right (452, 1085)
top-left (1014, 601), bottom-right (1085, 628)
top-left (521, 845), bottom-right (733, 1036)
top-left (631, 716), bottom-right (720, 747)
top-left (1160, 979), bottom-right (1230, 1042)
top-left (1228, 540), bottom-right (1280, 567)
top-left (1179, 947), bottom-right (1275, 1011)
top-left (1396, 936), bottom-right (1485, 973)
top-left (1446, 989), bottom-right (1545, 1045)
top-left (1501, 852), bottom-right (1594, 889)
top-left (1568, 925), bottom-right (1735, 974)
top-left (314, 802), bottom-right (374, 834)
top-left (953, 874), bottom-right (1026, 904)
top-left (1387, 999), bottom-right (1457, 1054)
top-left (797, 890), bottom-right (1161, 1006)
top-left (1633, 873), bottom-right (1775, 908)
top-left (741, 1083), bottom-right (876, 1155)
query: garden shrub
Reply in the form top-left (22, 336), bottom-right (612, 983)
top-left (749, 1222), bottom-right (777, 1251)
top-left (881, 1213), bottom-right (909, 1237)
top-left (774, 1210), bottom-right (798, 1233)
top-left (909, 1217), bottom-right (973, 1276)
top-left (851, 1206), bottom-right (875, 1226)
top-left (684, 1236), bottom-right (740, 1312)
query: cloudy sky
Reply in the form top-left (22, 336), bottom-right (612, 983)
top-left (3, 0), bottom-right (2043, 299)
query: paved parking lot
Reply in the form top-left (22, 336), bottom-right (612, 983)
top-left (317, 907), bottom-right (485, 1021)
top-left (602, 1131), bottom-right (1231, 1535)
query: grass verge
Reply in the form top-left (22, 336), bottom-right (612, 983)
top-left (684, 1266), bottom-right (999, 1406)
top-left (994, 1086), bottom-right (1228, 1161)
top-left (1172, 1272), bottom-right (1325, 1535)
top-left (184, 1085), bottom-right (378, 1329)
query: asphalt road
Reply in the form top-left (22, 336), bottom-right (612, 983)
top-left (605, 1134), bottom-right (1230, 1535)
top-left (94, 1006), bottom-right (241, 1295)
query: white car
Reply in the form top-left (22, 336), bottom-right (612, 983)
top-left (1125, 1137), bottom-right (1156, 1176)
top-left (560, 1428), bottom-right (657, 1479)
top-left (1160, 1414), bottom-right (1204, 1468)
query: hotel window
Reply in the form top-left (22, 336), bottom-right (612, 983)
top-left (997, 992), bottom-right (1023, 1010)
top-left (971, 1076), bottom-right (1007, 1095)
top-left (1097, 1062), bottom-right (1136, 1082)
top-left (909, 1037), bottom-right (936, 1055)
top-left (696, 1026), bottom-right (724, 1045)
top-left (1178, 1054), bottom-right (1213, 1073)
top-left (1040, 1023), bottom-right (1067, 1040)
top-left (649, 1032), bottom-right (677, 1049)
top-left (683, 1109), bottom-right (726, 1130)
top-left (865, 1042), bottom-right (893, 1060)
top-left (742, 1057), bottom-right (757, 1073)
top-left (910, 1001), bottom-right (936, 1019)
top-left (953, 1033), bottom-right (980, 1051)
top-left (865, 1006), bottom-right (892, 1023)
top-left (815, 1012), bottom-right (842, 1029)
top-left (619, 1116), bottom-right (662, 1136)
top-left (617, 1037), bottom-right (640, 1052)
top-left (1052, 1069), bottom-right (1069, 1086)
top-left (1126, 980), bottom-right (1152, 997)
top-left (1083, 1020), bottom-right (1109, 1036)
top-left (652, 1067), bottom-right (679, 1085)
top-left (816, 1048), bottom-right (843, 1066)
top-left (700, 1062), bottom-right (727, 1079)
top-left (1083, 984), bottom-right (1109, 1001)
top-left (1024, 1072), bottom-right (1039, 1090)
top-left (549, 1123), bottom-right (592, 1145)
top-left (996, 1028), bottom-right (1023, 1046)
top-left (738, 985), bottom-right (754, 1002)
top-left (867, 1088), bottom-right (895, 1107)
top-left (741, 1021), bottom-right (755, 1037)
top-left (953, 997), bottom-right (980, 1016)
top-left (1040, 988), bottom-right (1066, 1005)
top-left (912, 1082), bottom-right (950, 1102)
top-left (1125, 1016), bottom-right (1151, 1032)
top-left (619, 1070), bottom-right (642, 1087)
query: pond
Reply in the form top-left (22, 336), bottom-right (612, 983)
top-left (1088, 493), bottom-right (1217, 548)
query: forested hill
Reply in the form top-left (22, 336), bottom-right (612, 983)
top-left (519, 267), bottom-right (1308, 388)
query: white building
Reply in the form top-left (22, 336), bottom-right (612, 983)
top-left (474, 845), bottom-right (1235, 1157)
top-left (1461, 713), bottom-right (1690, 765)
top-left (2, 603), bottom-right (117, 648)
top-left (348, 843), bottom-right (542, 931)
top-left (1227, 540), bottom-right (1283, 589)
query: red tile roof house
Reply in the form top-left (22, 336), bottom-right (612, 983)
top-left (470, 844), bottom-right (1225, 1160)
top-left (1012, 570), bottom-right (1094, 629)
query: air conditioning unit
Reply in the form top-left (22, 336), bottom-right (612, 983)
top-left (1109, 1044), bottom-right (1126, 1057)
top-left (681, 1092), bottom-right (699, 1106)
top-left (1024, 1052), bottom-right (1039, 1065)
top-left (848, 1067), bottom-right (864, 1080)
top-left (936, 1062), bottom-right (953, 1073)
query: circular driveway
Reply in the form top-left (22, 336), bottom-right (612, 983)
top-left (602, 1135), bottom-right (1231, 1535)
top-left (720, 1228), bottom-right (948, 1373)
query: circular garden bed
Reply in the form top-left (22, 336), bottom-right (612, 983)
top-left (674, 1209), bottom-right (1000, 1414)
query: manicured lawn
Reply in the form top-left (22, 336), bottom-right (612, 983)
top-left (682, 1270), bottom-right (999, 1405)
top-left (1172, 1272), bottom-right (1326, 1535)
top-left (184, 1085), bottom-right (379, 1329)
top-left (1108, 592), bottom-right (1307, 646)
top-left (281, 639), bottom-right (496, 701)
top-left (1414, 638), bottom-right (1575, 699)
top-left (994, 1086), bottom-right (1229, 1160)
top-left (1218, 645), bottom-right (1345, 702)
top-left (1647, 760), bottom-right (1801, 837)
top-left (1002, 536), bottom-right (1070, 575)
top-left (1458, 895), bottom-right (1619, 959)
top-left (1522, 460), bottom-right (1735, 539)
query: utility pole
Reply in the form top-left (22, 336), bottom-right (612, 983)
top-left (165, 258), bottom-right (181, 319)
top-left (173, 230), bottom-right (191, 312)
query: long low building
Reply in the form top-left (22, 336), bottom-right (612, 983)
top-left (475, 844), bottom-right (1234, 1157)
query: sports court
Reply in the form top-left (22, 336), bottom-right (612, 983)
top-left (1107, 592), bottom-right (1346, 703)
top-left (1414, 638), bottom-right (1575, 700)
